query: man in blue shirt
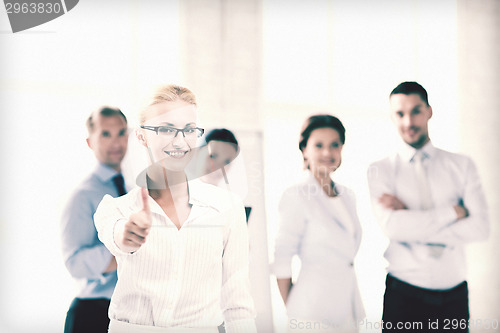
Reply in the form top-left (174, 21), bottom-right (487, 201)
top-left (61, 106), bottom-right (129, 333)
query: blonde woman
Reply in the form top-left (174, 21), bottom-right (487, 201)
top-left (94, 84), bottom-right (256, 333)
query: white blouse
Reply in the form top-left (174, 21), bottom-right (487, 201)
top-left (94, 179), bottom-right (256, 333)
top-left (273, 171), bottom-right (365, 325)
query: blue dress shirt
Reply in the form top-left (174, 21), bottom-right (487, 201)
top-left (61, 163), bottom-right (125, 299)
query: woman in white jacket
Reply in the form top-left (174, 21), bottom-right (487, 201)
top-left (274, 114), bottom-right (365, 332)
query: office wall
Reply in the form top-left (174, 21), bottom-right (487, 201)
top-left (457, 0), bottom-right (500, 327)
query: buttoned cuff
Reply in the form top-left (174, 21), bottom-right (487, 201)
top-left (224, 318), bottom-right (257, 333)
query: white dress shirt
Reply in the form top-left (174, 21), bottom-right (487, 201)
top-left (368, 141), bottom-right (489, 290)
top-left (273, 171), bottom-right (365, 325)
top-left (94, 179), bottom-right (256, 333)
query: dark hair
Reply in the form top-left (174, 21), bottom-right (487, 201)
top-left (390, 81), bottom-right (429, 106)
top-left (86, 106), bottom-right (127, 134)
top-left (299, 114), bottom-right (345, 169)
top-left (299, 114), bottom-right (345, 153)
top-left (205, 128), bottom-right (238, 147)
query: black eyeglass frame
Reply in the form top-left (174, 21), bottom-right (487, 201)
top-left (140, 125), bottom-right (205, 138)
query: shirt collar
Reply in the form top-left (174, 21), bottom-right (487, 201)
top-left (94, 163), bottom-right (120, 183)
top-left (398, 141), bottom-right (436, 163)
top-left (186, 179), bottom-right (223, 212)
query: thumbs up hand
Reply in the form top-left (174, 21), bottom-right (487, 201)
top-left (115, 188), bottom-right (152, 253)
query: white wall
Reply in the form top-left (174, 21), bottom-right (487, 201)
top-left (457, 0), bottom-right (500, 328)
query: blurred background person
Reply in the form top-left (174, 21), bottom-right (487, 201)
top-left (200, 128), bottom-right (252, 222)
top-left (368, 82), bottom-right (489, 332)
top-left (94, 84), bottom-right (256, 333)
top-left (60, 106), bottom-right (129, 333)
top-left (201, 128), bottom-right (239, 187)
top-left (273, 115), bottom-right (365, 332)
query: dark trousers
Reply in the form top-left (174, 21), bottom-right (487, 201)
top-left (64, 298), bottom-right (110, 333)
top-left (382, 274), bottom-right (469, 332)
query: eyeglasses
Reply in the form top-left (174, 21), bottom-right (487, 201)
top-left (140, 125), bottom-right (205, 139)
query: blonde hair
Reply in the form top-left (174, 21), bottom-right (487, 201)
top-left (139, 84), bottom-right (197, 124)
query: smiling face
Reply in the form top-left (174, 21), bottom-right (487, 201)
top-left (86, 114), bottom-right (128, 172)
top-left (390, 93), bottom-right (433, 149)
top-left (138, 100), bottom-right (199, 172)
top-left (302, 127), bottom-right (343, 178)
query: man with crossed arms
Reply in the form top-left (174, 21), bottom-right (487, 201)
top-left (61, 106), bottom-right (129, 333)
top-left (368, 82), bottom-right (489, 332)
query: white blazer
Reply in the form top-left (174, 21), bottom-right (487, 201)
top-left (274, 171), bottom-right (365, 324)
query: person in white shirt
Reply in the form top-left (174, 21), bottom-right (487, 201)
top-left (367, 81), bottom-right (489, 332)
top-left (94, 84), bottom-right (257, 333)
top-left (274, 115), bottom-right (365, 332)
